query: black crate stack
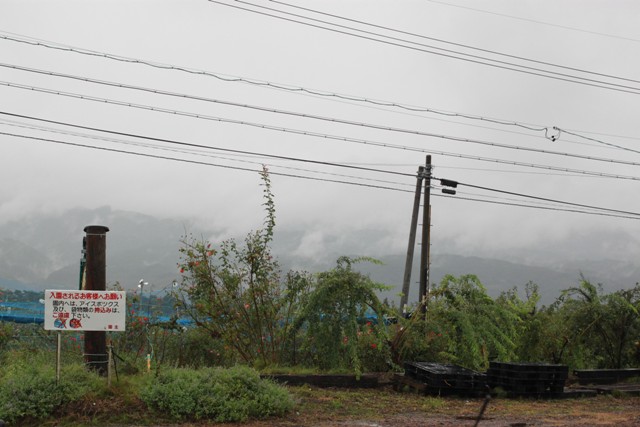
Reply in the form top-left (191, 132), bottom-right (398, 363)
top-left (487, 362), bottom-right (568, 397)
top-left (574, 368), bottom-right (640, 385)
top-left (403, 362), bottom-right (487, 396)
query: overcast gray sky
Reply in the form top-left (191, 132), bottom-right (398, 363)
top-left (1, 1), bottom-right (639, 264)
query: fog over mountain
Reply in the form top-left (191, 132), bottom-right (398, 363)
top-left (0, 207), bottom-right (638, 306)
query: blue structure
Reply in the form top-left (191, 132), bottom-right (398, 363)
top-left (0, 302), bottom-right (45, 324)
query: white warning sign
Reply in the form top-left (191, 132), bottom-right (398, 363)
top-left (44, 290), bottom-right (127, 332)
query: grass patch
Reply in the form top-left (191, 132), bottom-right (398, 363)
top-left (140, 365), bottom-right (294, 422)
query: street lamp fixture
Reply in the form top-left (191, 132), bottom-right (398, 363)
top-left (138, 279), bottom-right (149, 317)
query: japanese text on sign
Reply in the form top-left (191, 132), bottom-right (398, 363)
top-left (44, 290), bottom-right (127, 331)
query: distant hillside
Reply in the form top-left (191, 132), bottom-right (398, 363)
top-left (0, 206), bottom-right (189, 291)
top-left (0, 207), bottom-right (638, 308)
top-left (353, 254), bottom-right (596, 307)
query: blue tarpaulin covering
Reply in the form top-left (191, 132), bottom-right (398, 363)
top-left (0, 302), bottom-right (44, 324)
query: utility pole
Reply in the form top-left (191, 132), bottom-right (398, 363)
top-left (83, 225), bottom-right (109, 375)
top-left (400, 166), bottom-right (425, 312)
top-left (419, 155), bottom-right (432, 316)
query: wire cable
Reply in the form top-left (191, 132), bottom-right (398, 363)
top-left (0, 33), bottom-right (550, 133)
top-left (207, 0), bottom-right (640, 95)
top-left (439, 177), bottom-right (640, 217)
top-left (2, 110), bottom-right (640, 182)
top-left (3, 129), bottom-right (637, 220)
top-left (426, 0), bottom-right (640, 44)
top-left (0, 120), bottom-right (414, 188)
top-left (0, 130), bottom-right (415, 193)
top-left (554, 126), bottom-right (640, 155)
top-left (0, 61), bottom-right (556, 143)
top-left (270, 0), bottom-right (640, 85)
top-left (434, 193), bottom-right (640, 220)
top-left (4, 32), bottom-right (620, 144)
top-left (2, 79), bottom-right (638, 170)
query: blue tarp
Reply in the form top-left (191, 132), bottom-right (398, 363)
top-left (0, 302), bottom-right (194, 326)
top-left (0, 302), bottom-right (44, 324)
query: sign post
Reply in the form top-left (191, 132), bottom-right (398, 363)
top-left (56, 331), bottom-right (61, 385)
top-left (44, 290), bottom-right (127, 380)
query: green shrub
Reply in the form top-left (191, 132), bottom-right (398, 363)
top-left (0, 356), bottom-right (102, 423)
top-left (140, 365), bottom-right (293, 422)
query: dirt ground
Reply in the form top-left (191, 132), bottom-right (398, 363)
top-left (132, 386), bottom-right (640, 427)
top-left (238, 398), bottom-right (640, 426)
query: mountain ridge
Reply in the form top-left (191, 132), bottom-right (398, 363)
top-left (0, 207), bottom-right (637, 307)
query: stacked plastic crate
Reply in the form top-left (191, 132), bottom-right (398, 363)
top-left (403, 361), bottom-right (487, 396)
top-left (487, 362), bottom-right (568, 397)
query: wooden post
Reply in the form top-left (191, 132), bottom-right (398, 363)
top-left (83, 225), bottom-right (109, 375)
top-left (400, 166), bottom-right (425, 312)
top-left (419, 156), bottom-right (432, 316)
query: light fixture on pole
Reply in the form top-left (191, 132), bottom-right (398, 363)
top-left (138, 279), bottom-right (148, 317)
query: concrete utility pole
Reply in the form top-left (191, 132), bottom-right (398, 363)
top-left (83, 225), bottom-right (109, 375)
top-left (419, 155), bottom-right (432, 316)
top-left (400, 166), bottom-right (425, 312)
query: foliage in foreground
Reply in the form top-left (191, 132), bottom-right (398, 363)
top-left (140, 365), bottom-right (293, 422)
top-left (0, 349), bottom-right (293, 425)
top-left (174, 167), bottom-right (390, 374)
top-left (175, 167), bottom-right (311, 367)
top-left (293, 256), bottom-right (391, 375)
top-left (0, 352), bottom-right (103, 423)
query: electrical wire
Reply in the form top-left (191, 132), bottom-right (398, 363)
top-left (2, 110), bottom-right (639, 182)
top-left (2, 79), bottom-right (638, 169)
top-left (270, 0), bottom-right (640, 85)
top-left (4, 129), bottom-right (637, 221)
top-left (0, 118), bottom-right (411, 179)
top-left (436, 165), bottom-right (592, 178)
top-left (0, 33), bottom-right (551, 134)
top-left (2, 116), bottom-right (604, 180)
top-left (4, 32), bottom-right (633, 150)
top-left (554, 127), bottom-right (640, 155)
top-left (426, 0), bottom-right (640, 44)
top-left (434, 193), bottom-right (640, 220)
top-left (441, 177), bottom-right (640, 217)
top-left (0, 130), bottom-right (415, 193)
top-left (207, 0), bottom-right (640, 95)
top-left (0, 120), bottom-right (413, 188)
top-left (2, 110), bottom-right (639, 220)
top-left (0, 61), bottom-right (557, 144)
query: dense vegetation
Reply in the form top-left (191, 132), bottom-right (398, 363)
top-left (1, 168), bottom-right (639, 424)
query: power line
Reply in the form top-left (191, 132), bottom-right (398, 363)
top-left (0, 111), bottom-right (412, 177)
top-left (4, 32), bottom-right (633, 150)
top-left (0, 130), bottom-right (415, 193)
top-left (207, 0), bottom-right (640, 95)
top-left (437, 164), bottom-right (593, 178)
top-left (3, 79), bottom-right (639, 170)
top-left (3, 129), bottom-right (636, 221)
top-left (426, 0), bottom-right (640, 44)
top-left (562, 128), bottom-right (640, 143)
top-left (0, 64), bottom-right (557, 148)
top-left (270, 0), bottom-right (640, 85)
top-left (555, 127), bottom-right (640, 155)
top-left (445, 185), bottom-right (621, 214)
top-left (0, 33), bottom-right (551, 133)
top-left (440, 177), bottom-right (640, 218)
top-left (434, 193), bottom-right (640, 220)
top-left (1, 78), bottom-right (553, 157)
top-left (0, 120), bottom-right (414, 189)
top-left (2, 110), bottom-right (640, 182)
top-left (0, 61), bottom-right (556, 144)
